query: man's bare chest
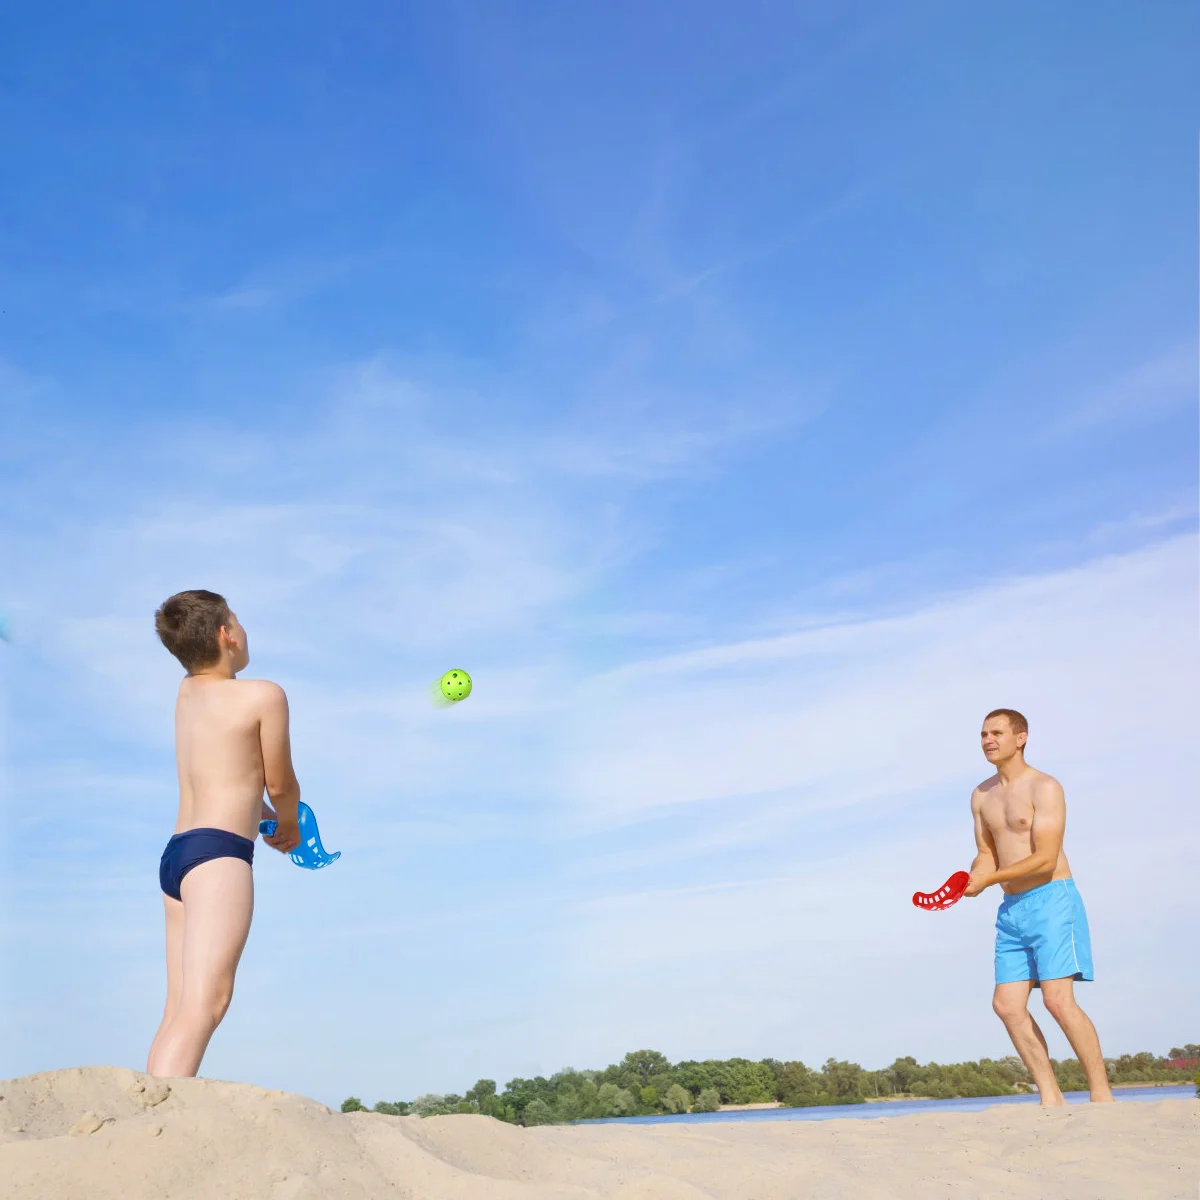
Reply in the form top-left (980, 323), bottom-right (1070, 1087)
top-left (981, 790), bottom-right (1035, 837)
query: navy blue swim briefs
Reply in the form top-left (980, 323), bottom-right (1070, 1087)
top-left (159, 827), bottom-right (255, 901)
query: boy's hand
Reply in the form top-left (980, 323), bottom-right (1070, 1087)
top-left (264, 816), bottom-right (302, 854)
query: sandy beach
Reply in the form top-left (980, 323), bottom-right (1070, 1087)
top-left (1, 1067), bottom-right (1197, 1199)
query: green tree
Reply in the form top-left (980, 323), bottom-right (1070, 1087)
top-left (640, 1086), bottom-right (660, 1110)
top-left (820, 1058), bottom-right (866, 1104)
top-left (912, 1075), bottom-right (948, 1100)
top-left (673, 1060), bottom-right (714, 1096)
top-left (692, 1087), bottom-right (721, 1113)
top-left (759, 1058), bottom-right (784, 1080)
top-left (886, 1057), bottom-right (921, 1094)
top-left (620, 1050), bottom-right (672, 1085)
top-left (340, 1097), bottom-right (366, 1113)
top-left (555, 1088), bottom-right (582, 1121)
top-left (522, 1098), bottom-right (556, 1126)
top-left (1052, 1059), bottom-right (1089, 1093)
top-left (596, 1083), bottom-right (636, 1117)
top-left (466, 1079), bottom-right (497, 1108)
top-left (576, 1079), bottom-right (601, 1119)
top-left (501, 1077), bottom-right (555, 1122)
top-left (662, 1084), bottom-right (692, 1114)
top-left (776, 1061), bottom-right (821, 1107)
top-left (372, 1101), bottom-right (410, 1116)
top-left (549, 1069), bottom-right (586, 1090)
top-left (709, 1057), bottom-right (776, 1104)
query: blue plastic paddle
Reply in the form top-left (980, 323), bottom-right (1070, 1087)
top-left (259, 801), bottom-right (341, 869)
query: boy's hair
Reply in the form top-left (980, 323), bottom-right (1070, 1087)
top-left (155, 590), bottom-right (231, 671)
top-left (984, 708), bottom-right (1028, 739)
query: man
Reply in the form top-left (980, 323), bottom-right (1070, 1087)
top-left (964, 708), bottom-right (1113, 1104)
top-left (146, 590), bottom-right (303, 1077)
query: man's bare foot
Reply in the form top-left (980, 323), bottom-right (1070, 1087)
top-left (1090, 1090), bottom-right (1116, 1103)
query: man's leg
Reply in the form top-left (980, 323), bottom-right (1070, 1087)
top-left (1040, 977), bottom-right (1114, 1102)
top-left (992, 981), bottom-right (1066, 1105)
top-left (146, 893), bottom-right (186, 1070)
top-left (146, 857), bottom-right (253, 1078)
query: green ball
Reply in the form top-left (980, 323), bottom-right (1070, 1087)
top-left (439, 669), bottom-right (473, 702)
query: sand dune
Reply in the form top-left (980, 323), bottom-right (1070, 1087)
top-left (1, 1066), bottom-right (1197, 1199)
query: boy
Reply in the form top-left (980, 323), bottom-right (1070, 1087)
top-left (147, 590), bottom-right (302, 1077)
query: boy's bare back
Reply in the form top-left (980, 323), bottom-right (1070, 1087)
top-left (174, 676), bottom-right (292, 841)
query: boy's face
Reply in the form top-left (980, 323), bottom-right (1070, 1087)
top-left (223, 610), bottom-right (250, 672)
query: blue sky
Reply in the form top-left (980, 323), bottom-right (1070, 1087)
top-left (1, 1), bottom-right (1197, 1107)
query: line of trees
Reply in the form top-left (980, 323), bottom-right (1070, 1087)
top-left (340, 1042), bottom-right (1200, 1124)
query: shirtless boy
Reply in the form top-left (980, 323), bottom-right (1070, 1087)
top-left (146, 590), bottom-right (303, 1078)
top-left (964, 708), bottom-right (1113, 1105)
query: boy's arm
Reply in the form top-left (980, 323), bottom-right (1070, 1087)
top-left (258, 682), bottom-right (302, 853)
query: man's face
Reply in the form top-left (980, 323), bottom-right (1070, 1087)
top-left (981, 715), bottom-right (1025, 763)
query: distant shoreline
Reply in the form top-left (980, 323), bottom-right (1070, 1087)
top-left (1112, 1079), bottom-right (1191, 1089)
top-left (866, 1080), bottom-right (1192, 1104)
top-left (717, 1078), bottom-right (1193, 1112)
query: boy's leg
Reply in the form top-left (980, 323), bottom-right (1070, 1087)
top-left (992, 981), bottom-right (1066, 1105)
top-left (146, 857), bottom-right (254, 1078)
top-left (146, 893), bottom-right (186, 1070)
top-left (1040, 977), bottom-right (1114, 1101)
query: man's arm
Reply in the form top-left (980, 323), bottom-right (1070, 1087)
top-left (258, 682), bottom-right (302, 853)
top-left (968, 778), bottom-right (1065, 895)
top-left (965, 791), bottom-right (999, 897)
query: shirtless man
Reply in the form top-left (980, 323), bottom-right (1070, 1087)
top-left (146, 590), bottom-right (303, 1078)
top-left (964, 708), bottom-right (1113, 1105)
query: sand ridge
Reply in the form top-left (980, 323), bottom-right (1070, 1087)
top-left (1, 1066), bottom-right (1197, 1199)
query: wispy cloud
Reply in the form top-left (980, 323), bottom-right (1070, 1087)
top-left (1040, 345), bottom-right (1197, 439)
top-left (554, 535), bottom-right (1197, 827)
top-left (209, 284), bottom-right (280, 311)
top-left (203, 256), bottom-right (358, 314)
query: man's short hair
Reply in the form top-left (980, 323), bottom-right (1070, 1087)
top-left (155, 590), bottom-right (231, 671)
top-left (984, 708), bottom-right (1028, 738)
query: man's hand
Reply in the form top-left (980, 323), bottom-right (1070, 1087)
top-left (264, 815), bottom-right (302, 854)
top-left (964, 869), bottom-right (993, 898)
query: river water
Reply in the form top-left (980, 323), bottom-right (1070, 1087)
top-left (582, 1084), bottom-right (1196, 1126)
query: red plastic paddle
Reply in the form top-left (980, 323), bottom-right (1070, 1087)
top-left (913, 870), bottom-right (970, 912)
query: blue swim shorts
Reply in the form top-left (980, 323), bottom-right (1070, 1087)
top-left (995, 878), bottom-right (1094, 987)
